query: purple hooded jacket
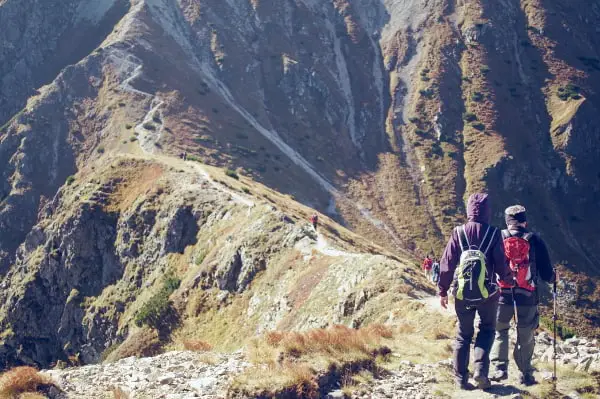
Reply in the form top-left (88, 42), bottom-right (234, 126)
top-left (438, 193), bottom-right (513, 297)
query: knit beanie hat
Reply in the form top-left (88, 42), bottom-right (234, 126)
top-left (505, 205), bottom-right (527, 226)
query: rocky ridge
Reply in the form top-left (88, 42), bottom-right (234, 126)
top-left (37, 331), bottom-right (599, 399)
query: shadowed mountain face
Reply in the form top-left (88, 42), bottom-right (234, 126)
top-left (0, 0), bottom-right (599, 366)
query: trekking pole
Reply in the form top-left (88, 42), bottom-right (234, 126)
top-left (511, 286), bottom-right (519, 325)
top-left (552, 270), bottom-right (558, 386)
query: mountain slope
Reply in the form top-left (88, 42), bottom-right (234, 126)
top-left (0, 0), bottom-right (599, 366)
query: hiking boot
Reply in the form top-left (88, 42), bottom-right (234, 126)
top-left (455, 380), bottom-right (475, 391)
top-left (473, 374), bottom-right (492, 390)
top-left (519, 373), bottom-right (538, 386)
top-left (490, 369), bottom-right (508, 382)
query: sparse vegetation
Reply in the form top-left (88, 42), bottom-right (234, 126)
top-left (105, 328), bottom-right (163, 362)
top-left (134, 274), bottom-right (181, 329)
top-left (129, 136), bottom-right (137, 142)
top-left (112, 386), bottom-right (130, 399)
top-left (182, 340), bottom-right (213, 352)
top-left (143, 122), bottom-right (155, 130)
top-left (231, 325), bottom-right (393, 398)
top-left (471, 92), bottom-right (484, 102)
top-left (540, 316), bottom-right (575, 339)
top-left (225, 169), bottom-right (239, 180)
top-left (408, 117), bottom-right (420, 124)
top-left (0, 367), bottom-right (55, 398)
top-left (66, 176), bottom-right (75, 186)
top-left (419, 88), bottom-right (435, 98)
top-left (97, 147), bottom-right (105, 154)
top-left (125, 124), bottom-right (133, 130)
top-left (242, 187), bottom-right (251, 194)
top-left (463, 112), bottom-right (477, 122)
top-left (557, 83), bottom-right (582, 101)
top-left (471, 122), bottom-right (485, 131)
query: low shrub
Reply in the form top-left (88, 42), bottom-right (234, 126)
top-left (471, 92), bottom-right (484, 102)
top-left (463, 112), bottom-right (477, 122)
top-left (471, 122), bottom-right (485, 131)
top-left (143, 122), bottom-right (155, 130)
top-left (66, 176), bottom-right (75, 186)
top-left (225, 169), bottom-right (239, 180)
top-left (557, 83), bottom-right (582, 101)
top-left (97, 147), bottom-right (105, 154)
top-left (134, 275), bottom-right (181, 329)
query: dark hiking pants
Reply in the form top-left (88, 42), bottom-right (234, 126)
top-left (491, 303), bottom-right (539, 375)
top-left (454, 297), bottom-right (498, 383)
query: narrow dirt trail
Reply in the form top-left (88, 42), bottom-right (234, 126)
top-left (315, 232), bottom-right (361, 258)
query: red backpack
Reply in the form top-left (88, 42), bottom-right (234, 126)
top-left (499, 230), bottom-right (536, 291)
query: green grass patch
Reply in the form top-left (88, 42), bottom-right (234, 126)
top-left (66, 176), bottom-right (75, 186)
top-left (134, 274), bottom-right (181, 329)
top-left (539, 316), bottom-right (576, 340)
top-left (225, 169), bottom-right (239, 180)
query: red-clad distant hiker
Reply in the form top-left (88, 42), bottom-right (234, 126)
top-left (310, 214), bottom-right (318, 231)
top-left (490, 205), bottom-right (556, 386)
top-left (422, 255), bottom-right (433, 280)
top-left (438, 193), bottom-right (513, 391)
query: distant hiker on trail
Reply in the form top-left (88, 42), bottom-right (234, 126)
top-left (310, 214), bottom-right (318, 231)
top-left (422, 255), bottom-right (433, 280)
top-left (431, 259), bottom-right (441, 284)
top-left (183, 151), bottom-right (188, 161)
top-left (490, 205), bottom-right (556, 386)
top-left (438, 193), bottom-right (513, 391)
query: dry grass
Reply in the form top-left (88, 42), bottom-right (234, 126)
top-left (182, 339), bottom-right (213, 352)
top-left (104, 328), bottom-right (163, 363)
top-left (231, 324), bottom-right (393, 397)
top-left (15, 394), bottom-right (46, 399)
top-left (111, 386), bottom-right (130, 399)
top-left (0, 367), bottom-right (54, 398)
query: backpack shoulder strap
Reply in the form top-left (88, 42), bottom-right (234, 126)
top-left (523, 232), bottom-right (534, 241)
top-left (457, 225), bottom-right (469, 252)
top-left (478, 226), bottom-right (491, 251)
top-left (481, 226), bottom-right (498, 255)
top-left (501, 229), bottom-right (512, 240)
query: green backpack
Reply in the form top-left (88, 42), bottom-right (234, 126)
top-left (455, 225), bottom-right (498, 303)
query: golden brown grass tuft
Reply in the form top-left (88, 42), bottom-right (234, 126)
top-left (182, 339), bottom-right (213, 352)
top-left (104, 328), bottom-right (163, 363)
top-left (0, 367), bottom-right (54, 398)
top-left (112, 386), bottom-right (130, 399)
top-left (231, 324), bottom-right (392, 397)
top-left (17, 394), bottom-right (47, 399)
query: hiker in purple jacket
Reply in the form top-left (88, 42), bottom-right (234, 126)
top-left (438, 193), bottom-right (513, 390)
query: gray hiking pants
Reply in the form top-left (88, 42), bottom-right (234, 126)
top-left (491, 303), bottom-right (539, 375)
top-left (454, 297), bottom-right (498, 383)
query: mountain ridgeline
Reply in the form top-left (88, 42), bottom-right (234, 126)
top-left (0, 0), bottom-right (599, 367)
